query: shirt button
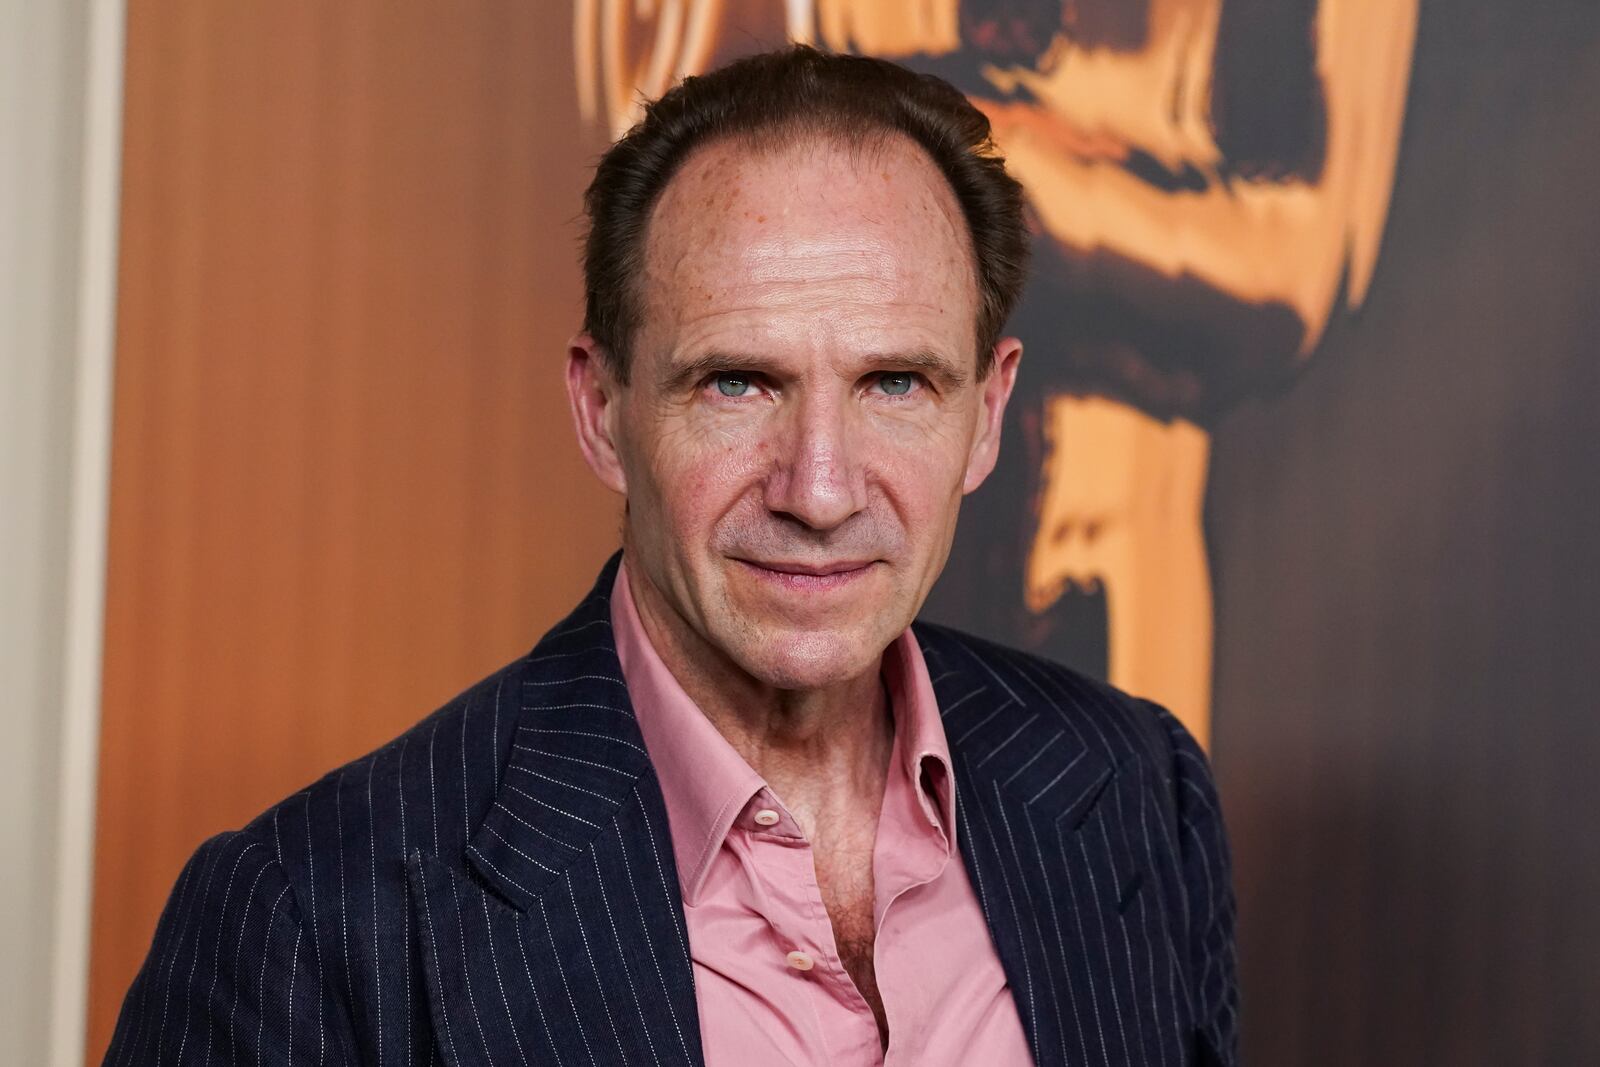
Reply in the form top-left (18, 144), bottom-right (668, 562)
top-left (753, 808), bottom-right (780, 827)
top-left (785, 950), bottom-right (814, 971)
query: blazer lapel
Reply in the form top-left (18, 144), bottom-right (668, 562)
top-left (410, 555), bottom-right (705, 1067)
top-left (409, 564), bottom-right (1185, 1067)
top-left (918, 624), bottom-right (1187, 1067)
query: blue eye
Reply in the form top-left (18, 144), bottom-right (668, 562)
top-left (714, 373), bottom-right (752, 397)
top-left (877, 373), bottom-right (915, 396)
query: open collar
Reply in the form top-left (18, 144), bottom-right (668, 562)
top-left (465, 554), bottom-right (1121, 913)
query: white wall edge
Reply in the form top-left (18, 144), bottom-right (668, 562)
top-left (49, 0), bottom-right (127, 1063)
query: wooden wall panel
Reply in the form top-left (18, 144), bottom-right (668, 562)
top-left (89, 4), bottom-right (619, 1060)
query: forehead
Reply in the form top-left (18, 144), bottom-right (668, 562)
top-left (637, 133), bottom-right (978, 360)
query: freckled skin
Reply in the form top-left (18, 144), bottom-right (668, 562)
top-left (572, 135), bottom-right (1019, 699)
top-left (565, 133), bottom-right (1023, 1044)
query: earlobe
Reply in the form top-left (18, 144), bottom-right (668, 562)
top-left (565, 333), bottom-right (629, 496)
top-left (962, 337), bottom-right (1023, 495)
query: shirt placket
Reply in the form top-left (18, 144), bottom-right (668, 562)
top-left (740, 792), bottom-right (886, 1065)
top-left (872, 755), bottom-right (953, 1065)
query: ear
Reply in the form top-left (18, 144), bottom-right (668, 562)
top-left (962, 336), bottom-right (1023, 495)
top-left (565, 332), bottom-right (629, 495)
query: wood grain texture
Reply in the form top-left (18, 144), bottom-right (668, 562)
top-left (88, 4), bottom-right (619, 1061)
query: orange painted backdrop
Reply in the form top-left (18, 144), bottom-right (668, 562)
top-left (88, 4), bottom-right (618, 1060)
top-left (90, 3), bottom-right (1600, 1065)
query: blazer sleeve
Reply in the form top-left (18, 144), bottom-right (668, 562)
top-left (1155, 705), bottom-right (1241, 1066)
top-left (103, 829), bottom-right (356, 1066)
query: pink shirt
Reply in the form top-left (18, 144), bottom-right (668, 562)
top-left (611, 562), bottom-right (1033, 1066)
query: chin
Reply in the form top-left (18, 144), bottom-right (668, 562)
top-left (730, 625), bottom-right (891, 692)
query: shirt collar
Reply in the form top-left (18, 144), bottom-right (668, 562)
top-left (610, 558), bottom-right (957, 905)
top-left (880, 611), bottom-right (957, 846)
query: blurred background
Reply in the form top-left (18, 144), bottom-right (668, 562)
top-left (4, 1), bottom-right (1597, 1064)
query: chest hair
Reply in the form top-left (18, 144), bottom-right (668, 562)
top-left (814, 834), bottom-right (889, 1047)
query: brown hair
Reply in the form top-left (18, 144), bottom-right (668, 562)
top-left (581, 45), bottom-right (1030, 381)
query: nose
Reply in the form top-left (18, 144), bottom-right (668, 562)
top-left (761, 393), bottom-right (867, 532)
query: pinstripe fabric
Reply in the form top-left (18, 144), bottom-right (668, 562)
top-left (107, 552), bottom-right (1237, 1065)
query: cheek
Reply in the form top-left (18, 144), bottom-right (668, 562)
top-left (871, 405), bottom-right (976, 478)
top-left (642, 422), bottom-right (770, 532)
top-left (869, 427), bottom-right (970, 525)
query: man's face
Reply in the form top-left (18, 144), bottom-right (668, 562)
top-left (568, 134), bottom-right (1021, 691)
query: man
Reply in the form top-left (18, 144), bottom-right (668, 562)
top-left (108, 46), bottom-right (1237, 1066)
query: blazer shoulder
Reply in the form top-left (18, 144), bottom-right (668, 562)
top-left (207, 554), bottom-right (627, 903)
top-left (912, 618), bottom-right (1195, 779)
top-left (229, 651), bottom-right (537, 900)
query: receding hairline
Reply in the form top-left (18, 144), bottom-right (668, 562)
top-left (632, 127), bottom-right (986, 367)
top-left (581, 46), bottom-right (1031, 385)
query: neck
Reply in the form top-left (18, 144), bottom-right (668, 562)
top-left (625, 562), bottom-right (895, 837)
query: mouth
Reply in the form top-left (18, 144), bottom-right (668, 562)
top-left (732, 558), bottom-right (880, 593)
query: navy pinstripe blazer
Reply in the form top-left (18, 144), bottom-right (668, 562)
top-left (107, 553), bottom-right (1238, 1066)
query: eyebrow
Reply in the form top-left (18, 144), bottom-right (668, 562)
top-left (661, 348), bottom-right (970, 393)
top-left (876, 348), bottom-right (970, 390)
top-left (661, 351), bottom-right (766, 394)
